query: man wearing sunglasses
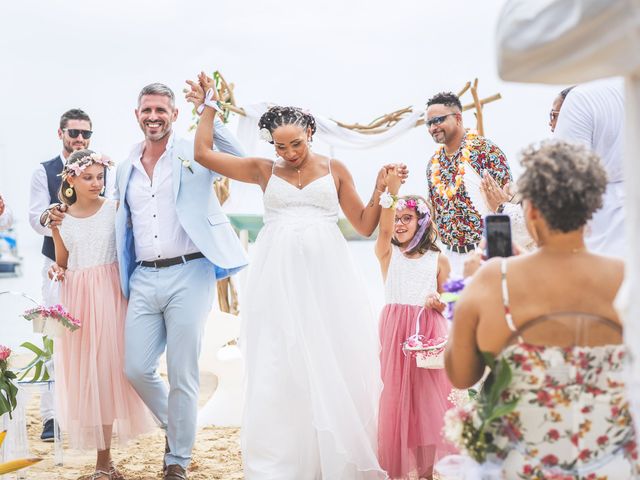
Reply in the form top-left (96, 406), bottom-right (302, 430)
top-left (425, 92), bottom-right (512, 278)
top-left (27, 108), bottom-right (114, 442)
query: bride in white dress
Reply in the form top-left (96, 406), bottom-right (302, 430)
top-left (187, 73), bottom-right (399, 479)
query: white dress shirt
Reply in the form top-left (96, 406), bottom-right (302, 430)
top-left (29, 151), bottom-right (116, 238)
top-left (125, 133), bottom-right (199, 262)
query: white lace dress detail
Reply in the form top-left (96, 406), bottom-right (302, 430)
top-left (385, 246), bottom-right (439, 306)
top-left (59, 199), bottom-right (117, 271)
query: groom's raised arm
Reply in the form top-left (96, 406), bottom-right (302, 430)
top-left (212, 117), bottom-right (245, 158)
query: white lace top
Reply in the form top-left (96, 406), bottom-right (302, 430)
top-left (59, 199), bottom-right (117, 271)
top-left (263, 163), bottom-right (339, 227)
top-left (384, 246), bottom-right (439, 306)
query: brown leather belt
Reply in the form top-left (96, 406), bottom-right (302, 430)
top-left (138, 252), bottom-right (205, 268)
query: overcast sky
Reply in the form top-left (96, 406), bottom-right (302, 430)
top-left (0, 0), bottom-right (565, 239)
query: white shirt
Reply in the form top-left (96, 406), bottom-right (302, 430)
top-left (554, 78), bottom-right (626, 257)
top-left (29, 151), bottom-right (116, 238)
top-left (124, 133), bottom-right (199, 262)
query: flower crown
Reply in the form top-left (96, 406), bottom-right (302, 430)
top-left (60, 153), bottom-right (113, 180)
top-left (396, 197), bottom-right (430, 214)
top-left (379, 192), bottom-right (430, 215)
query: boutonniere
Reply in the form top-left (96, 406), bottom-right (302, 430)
top-left (178, 156), bottom-right (194, 174)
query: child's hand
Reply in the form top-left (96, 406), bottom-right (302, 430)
top-left (425, 292), bottom-right (445, 313)
top-left (385, 166), bottom-right (402, 194)
top-left (48, 263), bottom-right (66, 281)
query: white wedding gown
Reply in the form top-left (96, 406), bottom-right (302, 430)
top-left (241, 164), bottom-right (386, 479)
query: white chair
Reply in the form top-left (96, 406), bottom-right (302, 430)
top-left (197, 309), bottom-right (244, 427)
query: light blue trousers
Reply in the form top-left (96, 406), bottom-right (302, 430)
top-left (124, 258), bottom-right (216, 469)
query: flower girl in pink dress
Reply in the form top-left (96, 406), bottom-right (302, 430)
top-left (375, 168), bottom-right (455, 479)
top-left (50, 149), bottom-right (152, 480)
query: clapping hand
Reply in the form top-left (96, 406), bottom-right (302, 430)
top-left (480, 172), bottom-right (510, 212)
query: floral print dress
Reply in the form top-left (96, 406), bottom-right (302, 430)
top-left (488, 259), bottom-right (639, 479)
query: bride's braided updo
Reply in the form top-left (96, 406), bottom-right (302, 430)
top-left (258, 106), bottom-right (317, 144)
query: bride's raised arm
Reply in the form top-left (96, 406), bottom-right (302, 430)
top-left (187, 72), bottom-right (271, 187)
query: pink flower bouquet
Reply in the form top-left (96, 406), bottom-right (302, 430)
top-left (22, 304), bottom-right (81, 336)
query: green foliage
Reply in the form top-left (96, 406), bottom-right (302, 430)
top-left (18, 337), bottom-right (53, 382)
top-left (0, 360), bottom-right (18, 419)
top-left (468, 352), bottom-right (519, 463)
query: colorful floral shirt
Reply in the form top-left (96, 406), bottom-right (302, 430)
top-left (489, 343), bottom-right (639, 479)
top-left (426, 132), bottom-right (511, 248)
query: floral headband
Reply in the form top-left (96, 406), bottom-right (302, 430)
top-left (379, 192), bottom-right (430, 215)
top-left (60, 153), bottom-right (113, 180)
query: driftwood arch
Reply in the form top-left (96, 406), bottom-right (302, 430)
top-left (200, 73), bottom-right (501, 313)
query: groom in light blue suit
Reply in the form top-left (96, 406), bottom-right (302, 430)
top-left (115, 83), bottom-right (247, 479)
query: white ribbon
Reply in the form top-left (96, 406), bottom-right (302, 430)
top-left (435, 454), bottom-right (502, 480)
top-left (197, 88), bottom-right (223, 115)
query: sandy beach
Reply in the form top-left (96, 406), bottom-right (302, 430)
top-left (16, 372), bottom-right (243, 480)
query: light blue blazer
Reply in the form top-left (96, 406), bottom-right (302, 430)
top-left (115, 120), bottom-right (249, 298)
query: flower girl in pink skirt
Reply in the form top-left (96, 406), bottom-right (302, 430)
top-left (374, 167), bottom-right (455, 479)
top-left (50, 149), bottom-right (152, 480)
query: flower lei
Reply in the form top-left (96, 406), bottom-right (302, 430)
top-left (430, 130), bottom-right (478, 199)
top-left (60, 152), bottom-right (114, 180)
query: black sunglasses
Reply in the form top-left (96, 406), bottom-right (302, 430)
top-left (426, 113), bottom-right (457, 128)
top-left (64, 128), bottom-right (93, 139)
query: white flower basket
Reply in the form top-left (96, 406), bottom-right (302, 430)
top-left (402, 307), bottom-right (447, 370)
top-left (31, 316), bottom-right (66, 337)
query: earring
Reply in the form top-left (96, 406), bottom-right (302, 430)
top-left (64, 186), bottom-right (74, 198)
top-left (100, 186), bottom-right (105, 195)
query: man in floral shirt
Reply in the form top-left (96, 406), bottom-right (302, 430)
top-left (425, 92), bottom-right (512, 277)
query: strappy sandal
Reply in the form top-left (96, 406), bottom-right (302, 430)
top-left (88, 469), bottom-right (111, 480)
top-left (109, 461), bottom-right (125, 480)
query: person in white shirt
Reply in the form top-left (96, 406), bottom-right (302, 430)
top-left (553, 78), bottom-right (625, 257)
top-left (28, 108), bottom-right (113, 442)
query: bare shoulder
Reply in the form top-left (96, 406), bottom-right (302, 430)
top-left (328, 157), bottom-right (350, 177)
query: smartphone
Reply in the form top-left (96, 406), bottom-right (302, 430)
top-left (484, 214), bottom-right (513, 259)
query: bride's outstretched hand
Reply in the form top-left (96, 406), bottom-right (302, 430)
top-left (185, 79), bottom-right (204, 108)
top-left (198, 71), bottom-right (219, 100)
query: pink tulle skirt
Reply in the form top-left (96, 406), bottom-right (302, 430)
top-left (378, 303), bottom-right (456, 479)
top-left (55, 262), bottom-right (153, 450)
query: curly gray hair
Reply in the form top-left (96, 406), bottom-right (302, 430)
top-left (517, 140), bottom-right (607, 233)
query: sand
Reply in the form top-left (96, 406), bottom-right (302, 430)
top-left (14, 372), bottom-right (244, 480)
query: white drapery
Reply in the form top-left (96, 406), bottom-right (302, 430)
top-left (236, 102), bottom-right (423, 154)
top-left (496, 0), bottom-right (640, 437)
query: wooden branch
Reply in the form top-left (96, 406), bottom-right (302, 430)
top-left (470, 84), bottom-right (484, 136)
top-left (458, 81), bottom-right (471, 97)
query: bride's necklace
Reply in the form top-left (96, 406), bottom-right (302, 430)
top-left (287, 158), bottom-right (309, 188)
